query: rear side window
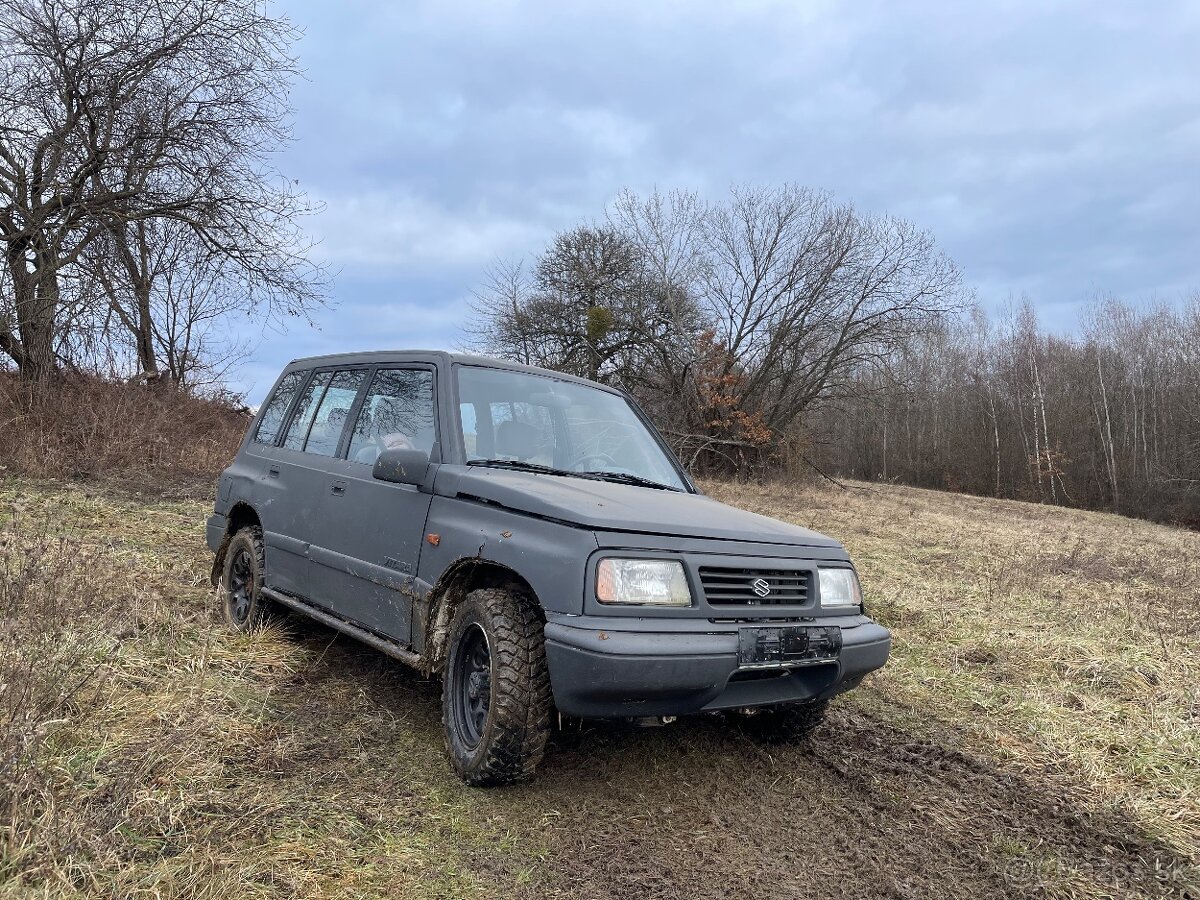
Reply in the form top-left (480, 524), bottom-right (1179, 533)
top-left (253, 371), bottom-right (305, 445)
top-left (348, 368), bottom-right (436, 465)
top-left (281, 371), bottom-right (333, 451)
top-left (302, 370), bottom-right (367, 456)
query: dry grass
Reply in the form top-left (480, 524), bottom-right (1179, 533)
top-left (0, 375), bottom-right (248, 480)
top-left (709, 479), bottom-right (1200, 856)
top-left (0, 475), bottom-right (1196, 899)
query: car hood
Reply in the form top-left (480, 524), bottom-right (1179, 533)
top-left (436, 466), bottom-right (841, 548)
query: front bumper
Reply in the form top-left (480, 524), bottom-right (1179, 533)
top-left (543, 615), bottom-right (890, 718)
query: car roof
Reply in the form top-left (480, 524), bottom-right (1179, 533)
top-left (283, 350), bottom-right (622, 393)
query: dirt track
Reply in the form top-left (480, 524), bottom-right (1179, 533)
top-left (267, 619), bottom-right (1195, 900)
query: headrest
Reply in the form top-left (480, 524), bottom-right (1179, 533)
top-left (495, 419), bottom-right (540, 460)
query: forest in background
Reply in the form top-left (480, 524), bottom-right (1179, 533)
top-left (471, 187), bottom-right (1199, 528)
top-left (818, 297), bottom-right (1200, 526)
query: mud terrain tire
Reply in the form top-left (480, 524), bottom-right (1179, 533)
top-left (442, 587), bottom-right (552, 786)
top-left (218, 526), bottom-right (277, 631)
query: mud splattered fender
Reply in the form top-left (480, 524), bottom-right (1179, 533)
top-left (414, 494), bottom-right (600, 663)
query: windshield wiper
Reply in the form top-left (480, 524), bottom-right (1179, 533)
top-left (578, 471), bottom-right (681, 492)
top-left (468, 459), bottom-right (682, 492)
top-left (467, 458), bottom-right (577, 477)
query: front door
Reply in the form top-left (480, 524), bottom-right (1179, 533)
top-left (305, 366), bottom-right (439, 644)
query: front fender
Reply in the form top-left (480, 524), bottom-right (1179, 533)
top-left (417, 496), bottom-right (598, 617)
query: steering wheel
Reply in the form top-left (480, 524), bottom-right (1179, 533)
top-left (571, 451), bottom-right (618, 472)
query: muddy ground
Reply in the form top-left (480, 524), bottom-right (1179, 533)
top-left (260, 615), bottom-right (1194, 900)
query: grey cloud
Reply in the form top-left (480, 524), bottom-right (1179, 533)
top-left (236, 0), bottom-right (1199, 398)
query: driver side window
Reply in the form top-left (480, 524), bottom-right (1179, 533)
top-left (347, 368), bottom-right (436, 465)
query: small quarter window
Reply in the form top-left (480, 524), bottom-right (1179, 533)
top-left (253, 371), bottom-right (305, 445)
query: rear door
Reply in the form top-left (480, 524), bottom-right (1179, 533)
top-left (305, 365), bottom-right (439, 643)
top-left (250, 368), bottom-right (315, 596)
top-left (261, 367), bottom-right (369, 599)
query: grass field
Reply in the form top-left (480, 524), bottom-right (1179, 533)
top-left (1, 475), bottom-right (1197, 899)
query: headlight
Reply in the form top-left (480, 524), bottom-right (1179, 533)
top-left (818, 567), bottom-right (862, 609)
top-left (596, 558), bottom-right (692, 607)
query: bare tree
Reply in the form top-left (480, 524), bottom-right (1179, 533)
top-left (471, 224), bottom-right (700, 387)
top-left (0, 0), bottom-right (326, 382)
top-left (605, 187), bottom-right (708, 408)
top-left (469, 258), bottom-right (537, 366)
top-left (470, 184), bottom-right (963, 475)
top-left (608, 187), bottom-right (707, 346)
top-left (696, 186), bottom-right (962, 435)
top-left (618, 184), bottom-right (964, 470)
top-left (86, 219), bottom-right (249, 387)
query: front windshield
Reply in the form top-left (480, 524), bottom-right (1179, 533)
top-left (456, 366), bottom-right (688, 491)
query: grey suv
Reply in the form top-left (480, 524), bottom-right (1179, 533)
top-left (208, 351), bottom-right (890, 785)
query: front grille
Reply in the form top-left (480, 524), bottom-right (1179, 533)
top-left (698, 567), bottom-right (813, 606)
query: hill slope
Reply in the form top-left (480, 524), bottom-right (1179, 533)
top-left (1, 476), bottom-right (1196, 899)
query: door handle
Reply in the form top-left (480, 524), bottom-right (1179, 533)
top-left (330, 480), bottom-right (347, 497)
top-left (267, 466), bottom-right (280, 478)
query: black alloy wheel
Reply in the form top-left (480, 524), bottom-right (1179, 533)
top-left (450, 623), bottom-right (492, 748)
top-left (219, 525), bottom-right (275, 632)
top-left (440, 587), bottom-right (552, 786)
top-left (227, 546), bottom-right (254, 625)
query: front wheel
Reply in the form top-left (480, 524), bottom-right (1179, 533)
top-left (728, 699), bottom-right (829, 743)
top-left (441, 587), bottom-right (552, 786)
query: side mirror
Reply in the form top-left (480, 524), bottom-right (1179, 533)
top-left (372, 448), bottom-right (431, 486)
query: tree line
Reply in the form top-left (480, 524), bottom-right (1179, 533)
top-left (0, 0), bottom-right (324, 390)
top-left (818, 296), bottom-right (1200, 526)
top-left (470, 187), bottom-right (1199, 527)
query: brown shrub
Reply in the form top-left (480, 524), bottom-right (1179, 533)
top-left (0, 374), bottom-right (249, 479)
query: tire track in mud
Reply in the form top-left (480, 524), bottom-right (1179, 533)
top-left (258, 619), bottom-right (1196, 900)
top-left (512, 704), bottom-right (1196, 900)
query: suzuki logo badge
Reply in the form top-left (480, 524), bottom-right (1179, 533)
top-left (751, 578), bottom-right (771, 598)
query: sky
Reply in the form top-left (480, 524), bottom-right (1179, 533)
top-left (237, 0), bottom-right (1200, 402)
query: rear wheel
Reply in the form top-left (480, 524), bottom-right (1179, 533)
top-left (729, 699), bottom-right (829, 743)
top-left (441, 587), bottom-right (552, 786)
top-left (218, 526), bottom-right (276, 631)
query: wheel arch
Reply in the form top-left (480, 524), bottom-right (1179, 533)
top-left (421, 557), bottom-right (541, 675)
top-left (210, 501), bottom-right (262, 586)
